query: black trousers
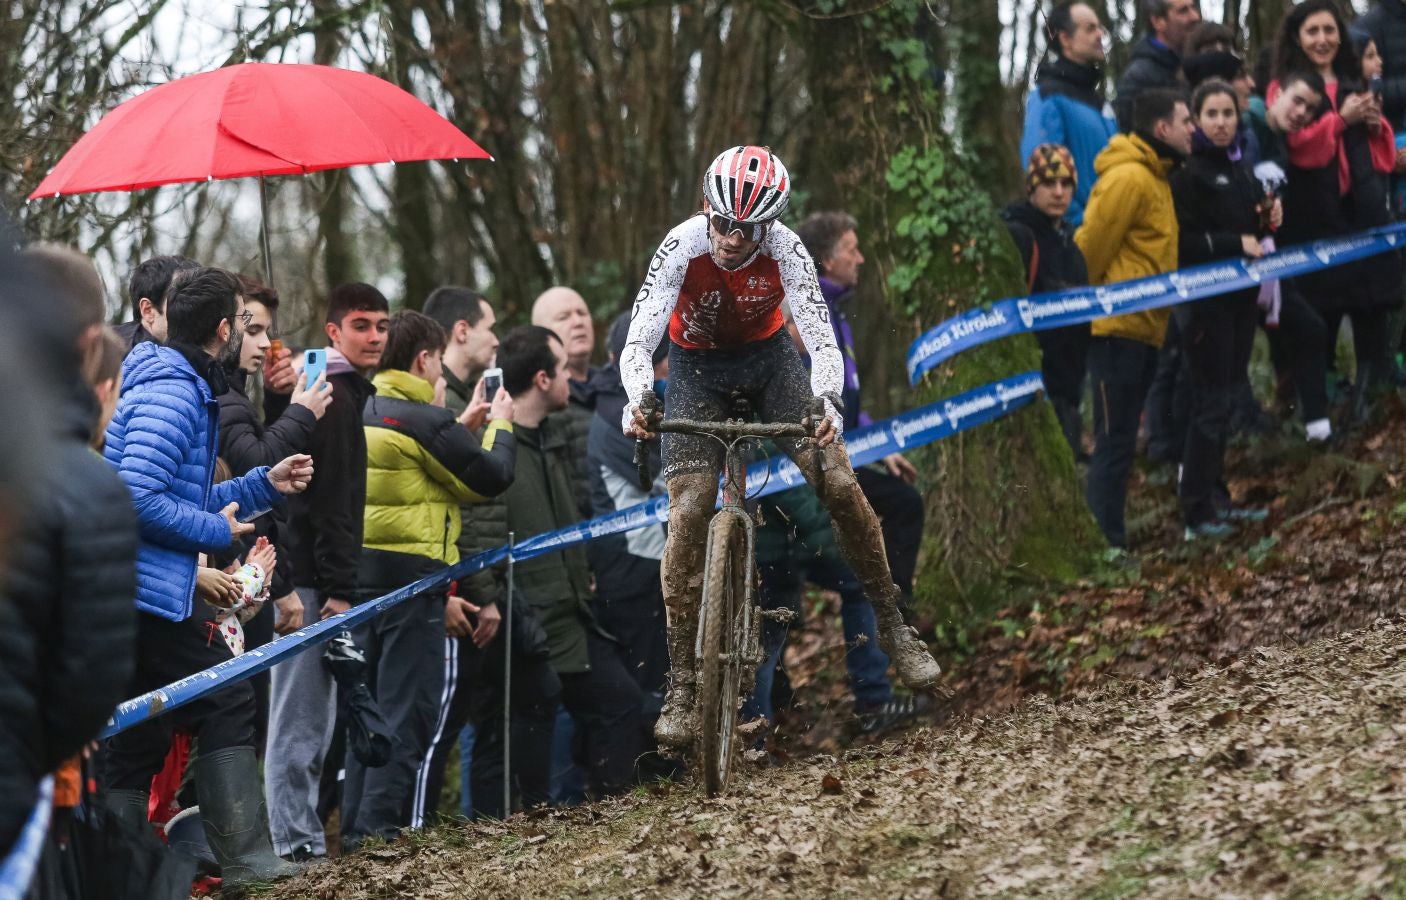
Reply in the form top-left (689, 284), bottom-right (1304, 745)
top-left (341, 590), bottom-right (446, 847)
top-left (242, 600), bottom-right (274, 752)
top-left (854, 466), bottom-right (924, 599)
top-left (471, 629), bottom-right (640, 815)
top-left (466, 639), bottom-right (561, 820)
top-left (1036, 322), bottom-right (1091, 456)
top-left (1267, 284), bottom-right (1329, 423)
top-left (415, 628), bottom-right (560, 823)
top-left (592, 583), bottom-right (670, 697)
top-left (103, 608), bottom-right (257, 791)
top-left (1086, 336), bottom-right (1159, 548)
top-left (1321, 307), bottom-right (1391, 385)
top-left (557, 631), bottom-right (644, 797)
top-left (1145, 313), bottom-right (1189, 465)
top-left (1180, 295), bottom-right (1258, 527)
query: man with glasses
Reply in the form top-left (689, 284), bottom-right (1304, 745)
top-left (101, 266), bottom-right (313, 889)
top-left (620, 145), bottom-right (942, 750)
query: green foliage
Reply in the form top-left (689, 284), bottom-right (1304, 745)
top-left (864, 2), bottom-right (1021, 318)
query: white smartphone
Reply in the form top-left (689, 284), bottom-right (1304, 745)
top-left (482, 367), bottom-right (503, 399)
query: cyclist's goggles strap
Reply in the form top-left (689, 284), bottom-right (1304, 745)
top-left (708, 213), bottom-right (769, 242)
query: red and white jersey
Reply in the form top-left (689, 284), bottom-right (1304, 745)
top-left (620, 213), bottom-right (844, 432)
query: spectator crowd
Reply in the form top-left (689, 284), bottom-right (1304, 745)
top-left (1018, 0), bottom-right (1406, 545)
top-left (3, 0), bottom-right (1406, 895)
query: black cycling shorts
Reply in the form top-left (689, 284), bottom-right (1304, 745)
top-left (661, 330), bottom-right (823, 481)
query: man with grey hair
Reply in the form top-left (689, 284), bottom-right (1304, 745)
top-left (1113, 0), bottom-right (1201, 131)
top-left (532, 286), bottom-right (598, 517)
top-left (793, 211), bottom-right (924, 611)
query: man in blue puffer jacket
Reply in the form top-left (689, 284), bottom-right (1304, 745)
top-left (101, 266), bottom-right (313, 890)
top-left (1019, 1), bottom-right (1118, 226)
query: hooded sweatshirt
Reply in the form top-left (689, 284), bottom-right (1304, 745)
top-left (1076, 131), bottom-right (1180, 347)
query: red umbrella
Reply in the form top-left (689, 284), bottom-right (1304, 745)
top-left (29, 62), bottom-right (490, 283)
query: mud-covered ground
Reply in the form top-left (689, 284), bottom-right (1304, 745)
top-left (261, 619), bottom-right (1406, 898)
top-left (255, 404), bottom-right (1406, 898)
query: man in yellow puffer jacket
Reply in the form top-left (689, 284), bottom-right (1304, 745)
top-left (1075, 87), bottom-right (1194, 548)
top-left (344, 310), bottom-right (517, 849)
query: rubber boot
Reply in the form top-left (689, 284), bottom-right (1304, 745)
top-left (656, 473), bottom-right (714, 750)
top-left (195, 746), bottom-right (301, 890)
top-left (101, 788), bottom-right (152, 833)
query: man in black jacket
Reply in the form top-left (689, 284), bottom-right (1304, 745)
top-left (1002, 144), bottom-right (1092, 458)
top-left (218, 277), bottom-right (331, 746)
top-left (264, 284), bottom-right (384, 861)
top-left (1114, 0), bottom-right (1200, 131)
top-left (114, 254), bottom-right (199, 352)
top-left (1361, 0), bottom-right (1406, 126)
top-left (0, 245), bottom-right (138, 856)
top-left (585, 314), bottom-right (670, 740)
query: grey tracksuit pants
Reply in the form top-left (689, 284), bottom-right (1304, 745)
top-left (264, 587), bottom-right (337, 857)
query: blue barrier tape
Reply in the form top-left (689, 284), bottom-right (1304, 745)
top-left (0, 776), bottom-right (53, 900)
top-left (906, 221), bottom-right (1406, 385)
top-left (99, 371), bottom-right (1045, 738)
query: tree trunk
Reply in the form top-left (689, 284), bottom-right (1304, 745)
top-left (1247, 0), bottom-right (1294, 62)
top-left (952, 0), bottom-right (1023, 203)
top-left (808, 2), bottom-right (1103, 628)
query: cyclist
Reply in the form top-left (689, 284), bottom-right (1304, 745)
top-left (621, 145), bottom-right (942, 749)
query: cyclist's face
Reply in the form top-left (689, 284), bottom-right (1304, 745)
top-left (708, 217), bottom-right (761, 269)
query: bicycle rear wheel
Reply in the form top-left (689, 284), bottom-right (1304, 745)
top-left (697, 510), bottom-right (750, 797)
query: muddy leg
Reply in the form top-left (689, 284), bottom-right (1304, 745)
top-left (786, 442), bottom-right (942, 690)
top-left (655, 472), bottom-right (717, 748)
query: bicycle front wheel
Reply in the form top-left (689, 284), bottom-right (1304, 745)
top-left (697, 509), bottom-right (750, 797)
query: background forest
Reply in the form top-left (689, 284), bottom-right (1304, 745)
top-left (1, 0), bottom-right (1347, 622)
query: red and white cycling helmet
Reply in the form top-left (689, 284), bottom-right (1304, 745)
top-left (702, 146), bottom-right (791, 239)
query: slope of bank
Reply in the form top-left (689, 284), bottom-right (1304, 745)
top-left (263, 618), bottom-right (1406, 899)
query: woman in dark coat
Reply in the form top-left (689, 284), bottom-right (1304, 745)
top-left (1171, 80), bottom-right (1281, 538)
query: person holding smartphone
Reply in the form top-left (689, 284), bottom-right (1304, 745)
top-left (264, 283), bottom-right (385, 863)
top-left (346, 310), bottom-right (516, 848)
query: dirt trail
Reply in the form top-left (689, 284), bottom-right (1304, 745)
top-left (263, 618), bottom-right (1406, 899)
top-left (259, 413), bottom-right (1406, 899)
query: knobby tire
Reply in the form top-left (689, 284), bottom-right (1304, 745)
top-left (697, 511), bottom-right (747, 797)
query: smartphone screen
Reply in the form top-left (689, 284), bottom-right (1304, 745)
top-left (482, 366), bottom-right (503, 400)
top-left (303, 349), bottom-right (327, 386)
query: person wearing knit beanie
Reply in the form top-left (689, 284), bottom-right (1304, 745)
top-left (1002, 142), bottom-right (1091, 462)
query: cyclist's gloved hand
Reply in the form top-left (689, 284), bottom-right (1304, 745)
top-left (813, 393), bottom-right (843, 448)
top-left (623, 400), bottom-right (658, 439)
top-left (623, 402), bottom-right (645, 438)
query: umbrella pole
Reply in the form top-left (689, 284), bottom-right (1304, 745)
top-left (258, 174), bottom-right (274, 288)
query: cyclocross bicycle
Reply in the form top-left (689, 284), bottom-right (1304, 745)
top-left (636, 390), bottom-right (823, 796)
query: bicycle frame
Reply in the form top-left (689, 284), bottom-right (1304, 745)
top-left (635, 396), bottom-right (821, 794)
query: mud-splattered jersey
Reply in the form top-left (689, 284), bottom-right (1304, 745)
top-left (620, 214), bottom-right (844, 432)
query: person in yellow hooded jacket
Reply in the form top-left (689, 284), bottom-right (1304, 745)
top-left (344, 309), bottom-right (516, 849)
top-left (1076, 87), bottom-right (1194, 548)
